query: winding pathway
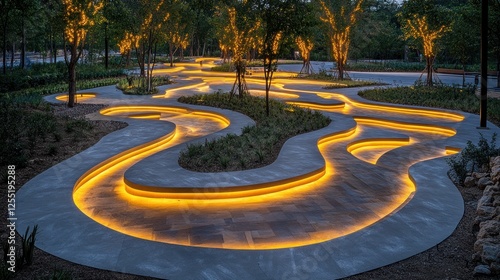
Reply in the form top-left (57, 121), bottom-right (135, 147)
top-left (17, 60), bottom-right (499, 279)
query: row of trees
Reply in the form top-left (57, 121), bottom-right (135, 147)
top-left (0, 0), bottom-right (499, 106)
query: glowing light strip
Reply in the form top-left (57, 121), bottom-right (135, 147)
top-left (445, 146), bottom-right (461, 155)
top-left (73, 128), bottom-right (177, 193)
top-left (347, 138), bottom-right (410, 165)
top-left (354, 116), bottom-right (456, 137)
top-left (123, 127), bottom-right (360, 199)
top-left (100, 105), bottom-right (230, 126)
top-left (124, 167), bottom-right (326, 199)
top-left (56, 93), bottom-right (96, 102)
top-left (286, 101), bottom-right (345, 110)
top-left (315, 92), bottom-right (464, 122)
top-left (128, 113), bottom-right (162, 119)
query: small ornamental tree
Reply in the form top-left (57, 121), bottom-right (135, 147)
top-left (319, 0), bottom-right (363, 80)
top-left (403, 15), bottom-right (449, 86)
top-left (296, 36), bottom-right (314, 75)
top-left (255, 0), bottom-right (312, 116)
top-left (213, 3), bottom-right (260, 98)
top-left (62, 0), bottom-right (103, 107)
top-left (399, 0), bottom-right (451, 87)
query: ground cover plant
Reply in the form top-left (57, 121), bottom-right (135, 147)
top-left (0, 62), bottom-right (125, 94)
top-left (178, 92), bottom-right (331, 172)
top-left (447, 133), bottom-right (500, 185)
top-left (345, 61), bottom-right (493, 73)
top-left (0, 93), bottom-right (126, 178)
top-left (358, 84), bottom-right (500, 125)
top-left (297, 69), bottom-right (385, 88)
top-left (116, 75), bottom-right (172, 95)
top-left (211, 60), bottom-right (301, 72)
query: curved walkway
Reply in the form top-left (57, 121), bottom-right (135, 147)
top-left (16, 61), bottom-right (499, 279)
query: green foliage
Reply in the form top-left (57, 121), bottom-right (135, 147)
top-left (117, 75), bottom-right (172, 95)
top-left (47, 145), bottom-right (59, 156)
top-left (299, 69), bottom-right (384, 87)
top-left (0, 93), bottom-right (50, 167)
top-left (39, 269), bottom-right (73, 280)
top-left (210, 63), bottom-right (232, 72)
top-left (65, 118), bottom-right (93, 133)
top-left (22, 225), bottom-right (38, 266)
top-left (359, 83), bottom-right (500, 125)
top-left (178, 92), bottom-right (331, 172)
top-left (447, 134), bottom-right (500, 185)
top-left (0, 62), bottom-right (125, 94)
top-left (0, 264), bottom-right (14, 280)
top-left (345, 61), bottom-right (484, 72)
top-left (6, 77), bottom-right (123, 97)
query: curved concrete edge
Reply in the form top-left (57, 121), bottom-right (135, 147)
top-left (16, 78), bottom-right (499, 279)
top-left (15, 143), bottom-right (465, 280)
top-left (123, 109), bottom-right (355, 194)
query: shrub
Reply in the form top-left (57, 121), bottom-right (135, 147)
top-left (447, 133), bottom-right (500, 185)
top-left (22, 225), bottom-right (38, 266)
top-left (358, 83), bottom-right (500, 125)
top-left (117, 75), bottom-right (171, 95)
top-left (178, 92), bottom-right (331, 172)
top-left (41, 269), bottom-right (73, 280)
top-left (211, 63), bottom-right (232, 72)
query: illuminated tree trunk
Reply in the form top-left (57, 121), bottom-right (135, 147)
top-left (297, 37), bottom-right (314, 75)
top-left (319, 0), bottom-right (362, 81)
top-left (402, 15), bottom-right (449, 87)
top-left (67, 37), bottom-right (80, 108)
top-left (264, 62), bottom-right (273, 116)
top-left (426, 56), bottom-right (434, 86)
top-left (231, 61), bottom-right (247, 98)
top-left (68, 59), bottom-right (77, 108)
top-left (169, 42), bottom-right (174, 67)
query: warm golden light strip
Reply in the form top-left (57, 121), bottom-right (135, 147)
top-left (347, 138), bottom-right (410, 165)
top-left (124, 167), bottom-right (326, 199)
top-left (123, 127), bottom-right (361, 199)
top-left (354, 117), bottom-right (456, 137)
top-left (350, 100), bottom-right (464, 121)
top-left (445, 146), bottom-right (461, 155)
top-left (128, 113), bottom-right (162, 120)
top-left (73, 115), bottom-right (420, 250)
top-left (73, 128), bottom-right (177, 194)
top-left (56, 93), bottom-right (96, 102)
top-left (74, 73), bottom-right (463, 250)
top-left (315, 92), bottom-right (464, 122)
top-left (100, 105), bottom-right (230, 127)
top-left (286, 101), bottom-right (345, 111)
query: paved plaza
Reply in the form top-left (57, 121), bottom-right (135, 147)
top-left (16, 60), bottom-right (500, 279)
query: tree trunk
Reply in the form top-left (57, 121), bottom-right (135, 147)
top-left (2, 24), bottom-right (6, 74)
top-left (338, 62), bottom-right (344, 80)
top-left (263, 58), bottom-right (274, 116)
top-left (462, 64), bottom-right (466, 87)
top-left (67, 44), bottom-right (78, 108)
top-left (68, 60), bottom-right (76, 107)
top-left (169, 42), bottom-right (173, 67)
top-left (53, 36), bottom-right (57, 64)
top-left (426, 56), bottom-right (433, 87)
top-left (104, 22), bottom-right (109, 69)
top-left (10, 42), bottom-right (14, 69)
top-left (497, 51), bottom-right (500, 88)
top-left (49, 32), bottom-right (53, 64)
top-left (20, 21), bottom-right (25, 69)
